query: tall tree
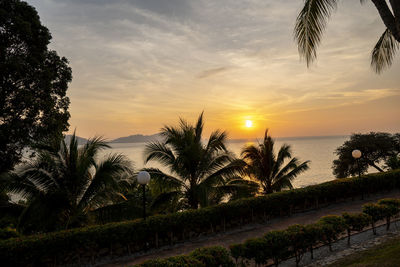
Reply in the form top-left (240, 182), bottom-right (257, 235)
top-left (143, 113), bottom-right (251, 210)
top-left (0, 0), bottom-right (72, 173)
top-left (241, 130), bottom-right (310, 194)
top-left (332, 132), bottom-right (399, 178)
top-left (1, 133), bottom-right (133, 233)
top-left (294, 0), bottom-right (400, 73)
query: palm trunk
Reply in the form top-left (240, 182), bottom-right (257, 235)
top-left (371, 0), bottom-right (400, 41)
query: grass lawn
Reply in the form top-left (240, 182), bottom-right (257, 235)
top-left (328, 235), bottom-right (400, 267)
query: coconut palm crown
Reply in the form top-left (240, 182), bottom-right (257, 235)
top-left (143, 113), bottom-right (248, 210)
top-left (2, 133), bottom-right (133, 233)
top-left (294, 0), bottom-right (400, 73)
top-left (241, 129), bottom-right (310, 194)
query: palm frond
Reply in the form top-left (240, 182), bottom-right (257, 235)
top-left (271, 144), bottom-right (292, 178)
top-left (77, 153), bottom-right (133, 211)
top-left (205, 130), bottom-right (228, 153)
top-left (199, 159), bottom-right (246, 188)
top-left (294, 0), bottom-right (338, 66)
top-left (141, 167), bottom-right (184, 191)
top-left (371, 29), bottom-right (399, 73)
top-left (150, 190), bottom-right (182, 212)
top-left (194, 112), bottom-right (204, 144)
top-left (144, 141), bottom-right (176, 167)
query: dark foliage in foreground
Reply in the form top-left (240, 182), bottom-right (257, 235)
top-left (0, 0), bottom-right (72, 174)
top-left (0, 170), bottom-right (399, 266)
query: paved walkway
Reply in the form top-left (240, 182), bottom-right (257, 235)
top-left (101, 191), bottom-right (400, 267)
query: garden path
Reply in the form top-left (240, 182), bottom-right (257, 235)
top-left (101, 190), bottom-right (400, 267)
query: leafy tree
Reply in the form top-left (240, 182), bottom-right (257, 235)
top-left (332, 132), bottom-right (399, 178)
top-left (0, 0), bottom-right (72, 174)
top-left (241, 129), bottom-right (310, 194)
top-left (143, 113), bottom-right (251, 210)
top-left (294, 0), bottom-right (400, 73)
top-left (1, 133), bottom-right (133, 233)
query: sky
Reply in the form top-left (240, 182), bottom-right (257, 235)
top-left (28, 0), bottom-right (400, 140)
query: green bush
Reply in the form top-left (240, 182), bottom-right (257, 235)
top-left (229, 243), bottom-right (245, 266)
top-left (286, 224), bottom-right (308, 267)
top-left (303, 223), bottom-right (322, 260)
top-left (342, 213), bottom-right (370, 245)
top-left (362, 203), bottom-right (386, 234)
top-left (264, 230), bottom-right (291, 266)
top-left (190, 246), bottom-right (234, 267)
top-left (137, 255), bottom-right (204, 267)
top-left (1, 170), bottom-right (399, 266)
top-left (242, 238), bottom-right (270, 266)
top-left (377, 198), bottom-right (400, 230)
top-left (0, 227), bottom-right (19, 240)
top-left (317, 215), bottom-right (346, 251)
top-left (136, 246), bottom-right (233, 267)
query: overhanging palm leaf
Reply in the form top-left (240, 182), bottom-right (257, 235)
top-left (294, 0), bottom-right (338, 66)
top-left (294, 0), bottom-right (400, 73)
top-left (371, 29), bottom-right (399, 73)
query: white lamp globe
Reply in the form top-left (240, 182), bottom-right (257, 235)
top-left (137, 171), bottom-right (150, 185)
top-left (352, 149), bottom-right (362, 159)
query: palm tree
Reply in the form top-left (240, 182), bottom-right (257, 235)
top-left (294, 0), bottom-right (400, 73)
top-left (241, 130), bottom-right (310, 194)
top-left (143, 113), bottom-right (253, 210)
top-left (2, 133), bottom-right (133, 233)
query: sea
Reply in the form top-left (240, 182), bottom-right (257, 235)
top-left (106, 135), bottom-right (350, 189)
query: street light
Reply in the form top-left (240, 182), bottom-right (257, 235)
top-left (137, 171), bottom-right (150, 220)
top-left (352, 149), bottom-right (362, 178)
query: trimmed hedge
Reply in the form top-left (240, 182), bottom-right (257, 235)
top-left (1, 170), bottom-right (400, 266)
top-left (136, 246), bottom-right (234, 267)
top-left (230, 197), bottom-right (400, 266)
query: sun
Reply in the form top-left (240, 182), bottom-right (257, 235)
top-left (245, 120), bottom-right (253, 128)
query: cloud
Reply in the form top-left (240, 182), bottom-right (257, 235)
top-left (26, 0), bottom-right (400, 138)
top-left (197, 67), bottom-right (231, 79)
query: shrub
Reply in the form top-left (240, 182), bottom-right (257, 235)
top-left (264, 230), bottom-right (291, 266)
top-left (136, 246), bottom-right (233, 267)
top-left (286, 224), bottom-right (308, 267)
top-left (229, 243), bottom-right (245, 266)
top-left (0, 227), bottom-right (19, 240)
top-left (363, 203), bottom-right (386, 234)
top-left (342, 213), bottom-right (370, 245)
top-left (243, 238), bottom-right (270, 266)
top-left (1, 170), bottom-right (399, 266)
top-left (377, 198), bottom-right (400, 230)
top-left (318, 215), bottom-right (346, 251)
top-left (190, 246), bottom-right (234, 267)
top-left (138, 255), bottom-right (204, 267)
top-left (303, 223), bottom-right (322, 259)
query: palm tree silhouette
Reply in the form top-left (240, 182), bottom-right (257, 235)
top-left (3, 133), bottom-right (133, 233)
top-left (143, 113), bottom-right (251, 210)
top-left (241, 130), bottom-right (310, 194)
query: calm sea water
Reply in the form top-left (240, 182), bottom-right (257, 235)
top-left (106, 135), bottom-right (349, 188)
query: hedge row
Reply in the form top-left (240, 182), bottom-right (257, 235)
top-left (1, 170), bottom-right (399, 266)
top-left (135, 246), bottom-right (234, 267)
top-left (229, 198), bottom-right (400, 267)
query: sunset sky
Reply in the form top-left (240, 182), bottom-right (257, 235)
top-left (28, 0), bottom-right (400, 139)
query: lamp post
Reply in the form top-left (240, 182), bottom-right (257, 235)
top-left (352, 149), bottom-right (362, 178)
top-left (137, 171), bottom-right (150, 220)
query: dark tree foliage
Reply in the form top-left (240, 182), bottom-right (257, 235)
top-left (0, 0), bottom-right (72, 173)
top-left (333, 132), bottom-right (399, 178)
